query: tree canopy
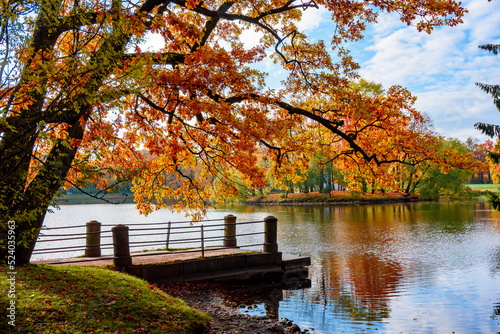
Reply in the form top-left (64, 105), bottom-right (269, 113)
top-left (0, 0), bottom-right (469, 263)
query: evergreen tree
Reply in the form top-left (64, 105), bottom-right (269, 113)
top-left (475, 44), bottom-right (500, 161)
top-left (475, 43), bottom-right (500, 209)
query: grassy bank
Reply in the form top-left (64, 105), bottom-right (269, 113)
top-left (1, 265), bottom-right (210, 333)
top-left (464, 184), bottom-right (500, 194)
top-left (246, 191), bottom-right (419, 205)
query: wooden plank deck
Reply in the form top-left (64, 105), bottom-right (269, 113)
top-left (32, 247), bottom-right (251, 266)
top-left (32, 248), bottom-right (311, 283)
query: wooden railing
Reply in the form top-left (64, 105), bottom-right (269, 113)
top-left (33, 215), bottom-right (279, 266)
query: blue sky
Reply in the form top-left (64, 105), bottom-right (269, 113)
top-left (317, 0), bottom-right (500, 142)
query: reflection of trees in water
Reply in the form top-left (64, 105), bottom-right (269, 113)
top-left (346, 254), bottom-right (402, 313)
top-left (217, 277), bottom-right (311, 320)
top-left (335, 290), bottom-right (390, 322)
top-left (225, 201), bottom-right (500, 329)
top-left (219, 284), bottom-right (283, 319)
top-left (322, 253), bottom-right (400, 322)
top-left (282, 204), bottom-right (409, 325)
top-left (281, 252), bottom-right (400, 324)
top-left (329, 206), bottom-right (405, 321)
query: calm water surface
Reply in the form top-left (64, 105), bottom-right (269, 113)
top-left (39, 201), bottom-right (500, 333)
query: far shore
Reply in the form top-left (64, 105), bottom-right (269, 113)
top-left (245, 191), bottom-right (420, 206)
top-left (59, 188), bottom-right (492, 207)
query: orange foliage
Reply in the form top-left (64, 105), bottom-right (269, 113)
top-left (1, 0), bottom-right (469, 221)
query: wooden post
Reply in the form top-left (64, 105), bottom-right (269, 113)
top-left (223, 214), bottom-right (237, 247)
top-left (166, 221), bottom-right (171, 250)
top-left (84, 220), bottom-right (101, 257)
top-left (263, 216), bottom-right (278, 253)
top-left (112, 224), bottom-right (132, 267)
top-left (201, 224), bottom-right (205, 258)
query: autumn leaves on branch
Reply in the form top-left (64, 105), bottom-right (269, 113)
top-left (0, 0), bottom-right (479, 261)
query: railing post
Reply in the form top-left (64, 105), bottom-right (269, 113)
top-left (201, 224), bottom-right (205, 258)
top-left (263, 216), bottom-right (278, 253)
top-left (112, 224), bottom-right (132, 267)
top-left (166, 221), bottom-right (171, 250)
top-left (223, 214), bottom-right (237, 247)
top-left (85, 220), bottom-right (101, 257)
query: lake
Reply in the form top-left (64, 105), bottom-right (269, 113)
top-left (37, 200), bottom-right (500, 333)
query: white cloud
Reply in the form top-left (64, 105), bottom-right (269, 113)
top-left (138, 33), bottom-right (164, 52)
top-left (355, 0), bottom-right (500, 141)
top-left (296, 5), bottom-right (329, 32)
top-left (464, 0), bottom-right (500, 44)
top-left (238, 27), bottom-right (264, 50)
top-left (414, 87), bottom-right (496, 140)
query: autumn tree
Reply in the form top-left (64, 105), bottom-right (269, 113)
top-left (465, 137), bottom-right (479, 153)
top-left (287, 83), bottom-right (479, 196)
top-left (410, 138), bottom-right (476, 199)
top-left (0, 0), bottom-right (467, 264)
top-left (467, 139), bottom-right (494, 183)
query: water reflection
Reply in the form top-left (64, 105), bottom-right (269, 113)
top-left (219, 201), bottom-right (500, 333)
top-left (42, 201), bottom-right (500, 333)
top-left (218, 279), bottom-right (311, 320)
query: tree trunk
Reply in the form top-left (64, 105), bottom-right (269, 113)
top-left (1, 0), bottom-right (129, 263)
top-left (1, 116), bottom-right (86, 265)
top-left (0, 96), bottom-right (52, 264)
top-left (13, 212), bottom-right (47, 265)
top-left (404, 172), bottom-right (414, 195)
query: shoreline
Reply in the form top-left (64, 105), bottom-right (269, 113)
top-left (244, 191), bottom-right (420, 206)
top-left (160, 282), bottom-right (310, 333)
top-left (245, 198), bottom-right (419, 206)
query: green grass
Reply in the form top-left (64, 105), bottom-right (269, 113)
top-left (1, 265), bottom-right (210, 333)
top-left (464, 184), bottom-right (500, 193)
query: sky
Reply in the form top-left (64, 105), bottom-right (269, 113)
top-left (305, 0), bottom-right (500, 142)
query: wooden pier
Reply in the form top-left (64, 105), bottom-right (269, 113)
top-left (34, 248), bottom-right (310, 283)
top-left (32, 215), bottom-right (311, 284)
